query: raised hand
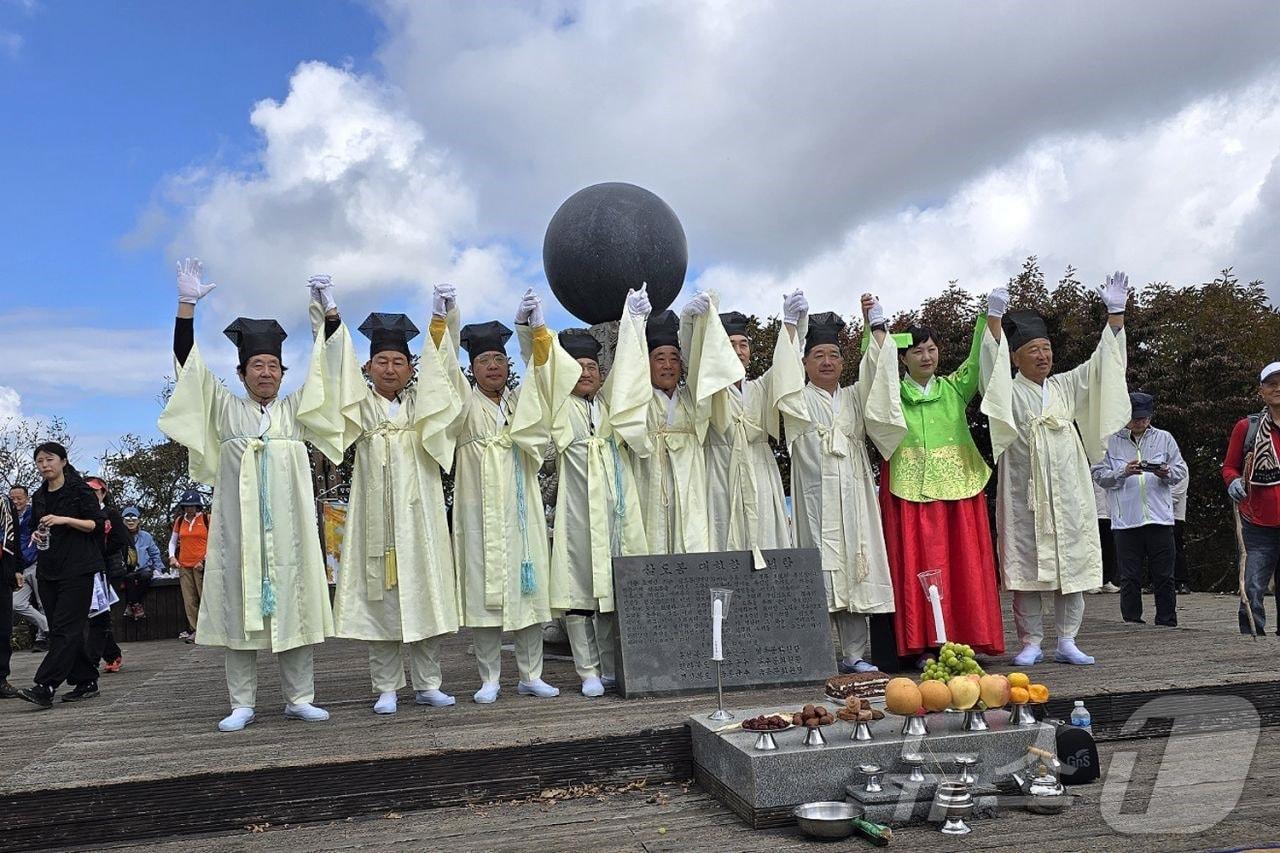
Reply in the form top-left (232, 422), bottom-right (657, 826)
top-left (861, 293), bottom-right (884, 327)
top-left (515, 288), bottom-right (545, 328)
top-left (986, 286), bottom-right (1009, 319)
top-left (782, 289), bottom-right (808, 325)
top-left (680, 291), bottom-right (712, 318)
top-left (433, 283), bottom-right (457, 317)
top-left (1100, 270), bottom-right (1130, 314)
top-left (625, 283), bottom-right (651, 318)
top-left (176, 258), bottom-right (216, 305)
top-left (307, 274), bottom-right (336, 311)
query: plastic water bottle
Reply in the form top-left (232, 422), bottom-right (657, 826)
top-left (1070, 700), bottom-right (1092, 733)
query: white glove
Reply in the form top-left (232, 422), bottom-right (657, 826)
top-left (176, 258), bottom-right (216, 304)
top-left (986, 286), bottom-right (1009, 319)
top-left (307, 274), bottom-right (336, 311)
top-left (433, 283), bottom-right (456, 317)
top-left (866, 296), bottom-right (885, 328)
top-left (1229, 477), bottom-right (1247, 503)
top-left (515, 288), bottom-right (544, 328)
top-left (782, 289), bottom-right (808, 325)
top-left (1100, 270), bottom-right (1130, 313)
top-left (681, 291), bottom-right (712, 318)
top-left (625, 283), bottom-right (651, 318)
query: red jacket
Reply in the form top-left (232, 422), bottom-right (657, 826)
top-left (1223, 417), bottom-right (1280, 527)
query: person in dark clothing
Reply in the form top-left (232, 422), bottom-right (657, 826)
top-left (1, 494), bottom-right (20, 698)
top-left (17, 443), bottom-right (105, 708)
top-left (84, 476), bottom-right (128, 673)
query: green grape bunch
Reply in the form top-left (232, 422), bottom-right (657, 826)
top-left (920, 642), bottom-right (985, 681)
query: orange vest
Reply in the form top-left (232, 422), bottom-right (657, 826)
top-left (173, 513), bottom-right (209, 568)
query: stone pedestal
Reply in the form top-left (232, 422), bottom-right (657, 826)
top-left (689, 699), bottom-right (1058, 828)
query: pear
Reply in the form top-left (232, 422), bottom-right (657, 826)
top-left (947, 675), bottom-right (981, 711)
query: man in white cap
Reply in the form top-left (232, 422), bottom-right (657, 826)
top-left (1223, 361), bottom-right (1280, 635)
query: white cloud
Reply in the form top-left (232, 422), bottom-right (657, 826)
top-left (374, 1), bottom-right (1280, 270)
top-left (167, 61), bottom-right (527, 328)
top-left (0, 310), bottom-right (172, 398)
top-left (696, 79), bottom-right (1280, 315)
top-left (0, 385), bottom-right (21, 421)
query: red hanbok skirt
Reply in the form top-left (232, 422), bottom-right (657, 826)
top-left (879, 462), bottom-right (1005, 657)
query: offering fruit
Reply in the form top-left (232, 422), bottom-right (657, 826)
top-left (979, 674), bottom-right (1010, 709)
top-left (885, 677), bottom-right (924, 715)
top-left (1009, 686), bottom-right (1030, 705)
top-left (947, 675), bottom-right (981, 710)
top-left (921, 642), bottom-right (985, 681)
top-left (919, 679), bottom-right (951, 712)
top-left (1008, 672), bottom-right (1030, 689)
top-left (1028, 684), bottom-right (1050, 704)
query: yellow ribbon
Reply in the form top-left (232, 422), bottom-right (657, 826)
top-left (235, 437), bottom-right (273, 636)
top-left (463, 432), bottom-right (515, 610)
top-left (357, 422), bottom-right (414, 600)
top-left (1026, 413), bottom-right (1070, 583)
top-left (725, 409), bottom-right (767, 569)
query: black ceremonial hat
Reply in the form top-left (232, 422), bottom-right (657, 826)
top-left (459, 320), bottom-right (513, 361)
top-left (359, 312), bottom-right (419, 359)
top-left (804, 311), bottom-right (846, 355)
top-left (1002, 310), bottom-right (1050, 353)
top-left (645, 310), bottom-right (680, 352)
top-left (719, 311), bottom-right (750, 338)
top-left (224, 318), bottom-right (287, 367)
top-left (559, 329), bottom-right (602, 362)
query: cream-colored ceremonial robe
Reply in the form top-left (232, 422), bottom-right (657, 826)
top-left (452, 326), bottom-right (579, 631)
top-left (158, 315), bottom-right (339, 652)
top-left (322, 321), bottom-right (464, 644)
top-left (784, 336), bottom-right (906, 615)
top-left (986, 326), bottom-right (1130, 595)
top-left (609, 303), bottom-right (744, 554)
top-left (704, 321), bottom-right (807, 553)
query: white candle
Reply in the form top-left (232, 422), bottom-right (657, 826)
top-left (712, 598), bottom-right (724, 661)
top-left (928, 584), bottom-right (947, 645)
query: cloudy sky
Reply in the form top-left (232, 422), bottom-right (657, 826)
top-left (3, 0), bottom-right (1280, 473)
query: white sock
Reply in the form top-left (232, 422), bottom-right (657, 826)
top-left (284, 702), bottom-right (330, 722)
top-left (218, 708), bottom-right (255, 732)
top-left (517, 678), bottom-right (560, 698)
top-left (473, 681), bottom-right (500, 704)
top-left (415, 688), bottom-right (456, 707)
top-left (581, 676), bottom-right (604, 698)
top-left (373, 691), bottom-right (398, 715)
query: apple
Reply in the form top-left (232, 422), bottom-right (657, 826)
top-left (979, 674), bottom-right (1010, 709)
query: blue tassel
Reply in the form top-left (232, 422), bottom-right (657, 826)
top-left (261, 574), bottom-right (277, 617)
top-left (520, 559), bottom-right (536, 596)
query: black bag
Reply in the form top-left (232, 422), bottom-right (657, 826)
top-left (1056, 725), bottom-right (1100, 785)
top-left (104, 549), bottom-right (127, 582)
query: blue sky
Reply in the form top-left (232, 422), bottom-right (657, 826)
top-left (4, 1), bottom-right (1280, 475)
top-left (0, 0), bottom-right (384, 465)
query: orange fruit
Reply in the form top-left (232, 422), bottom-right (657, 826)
top-left (1009, 686), bottom-right (1030, 705)
top-left (1008, 672), bottom-right (1030, 689)
top-left (1028, 684), bottom-right (1050, 703)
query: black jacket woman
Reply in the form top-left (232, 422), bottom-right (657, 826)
top-left (17, 443), bottom-right (105, 708)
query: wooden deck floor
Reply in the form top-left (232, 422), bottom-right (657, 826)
top-left (2, 591), bottom-right (1276, 797)
top-left (98, 729), bottom-right (1280, 853)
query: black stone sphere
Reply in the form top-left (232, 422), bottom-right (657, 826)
top-left (543, 182), bottom-right (687, 325)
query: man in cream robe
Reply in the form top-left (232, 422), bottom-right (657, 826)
top-left (702, 291), bottom-right (809, 560)
top-left (158, 263), bottom-right (341, 732)
top-left (609, 286), bottom-right (744, 555)
top-left (323, 288), bottom-right (465, 715)
top-left (451, 290), bottom-right (580, 703)
top-left (783, 298), bottom-right (906, 673)
top-left (523, 328), bottom-right (647, 697)
top-left (986, 271), bottom-right (1132, 666)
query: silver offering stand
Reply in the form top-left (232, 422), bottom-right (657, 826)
top-left (933, 781), bottom-right (974, 835)
top-left (901, 714), bottom-right (930, 737)
top-left (802, 726), bottom-right (828, 747)
top-left (1008, 703), bottom-right (1038, 726)
top-left (851, 719), bottom-right (874, 741)
top-left (753, 730), bottom-right (779, 751)
top-left (901, 752), bottom-right (927, 783)
top-left (962, 708), bottom-right (989, 731)
top-left (707, 661), bottom-right (732, 722)
top-left (858, 764), bottom-right (883, 794)
top-left (953, 754), bottom-right (979, 785)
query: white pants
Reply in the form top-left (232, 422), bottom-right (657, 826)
top-left (1012, 590), bottom-right (1085, 647)
top-left (563, 612), bottom-right (617, 681)
top-left (831, 610), bottom-right (870, 661)
top-left (472, 625), bottom-right (543, 683)
top-left (225, 646), bottom-right (315, 710)
top-left (367, 636), bottom-right (445, 693)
